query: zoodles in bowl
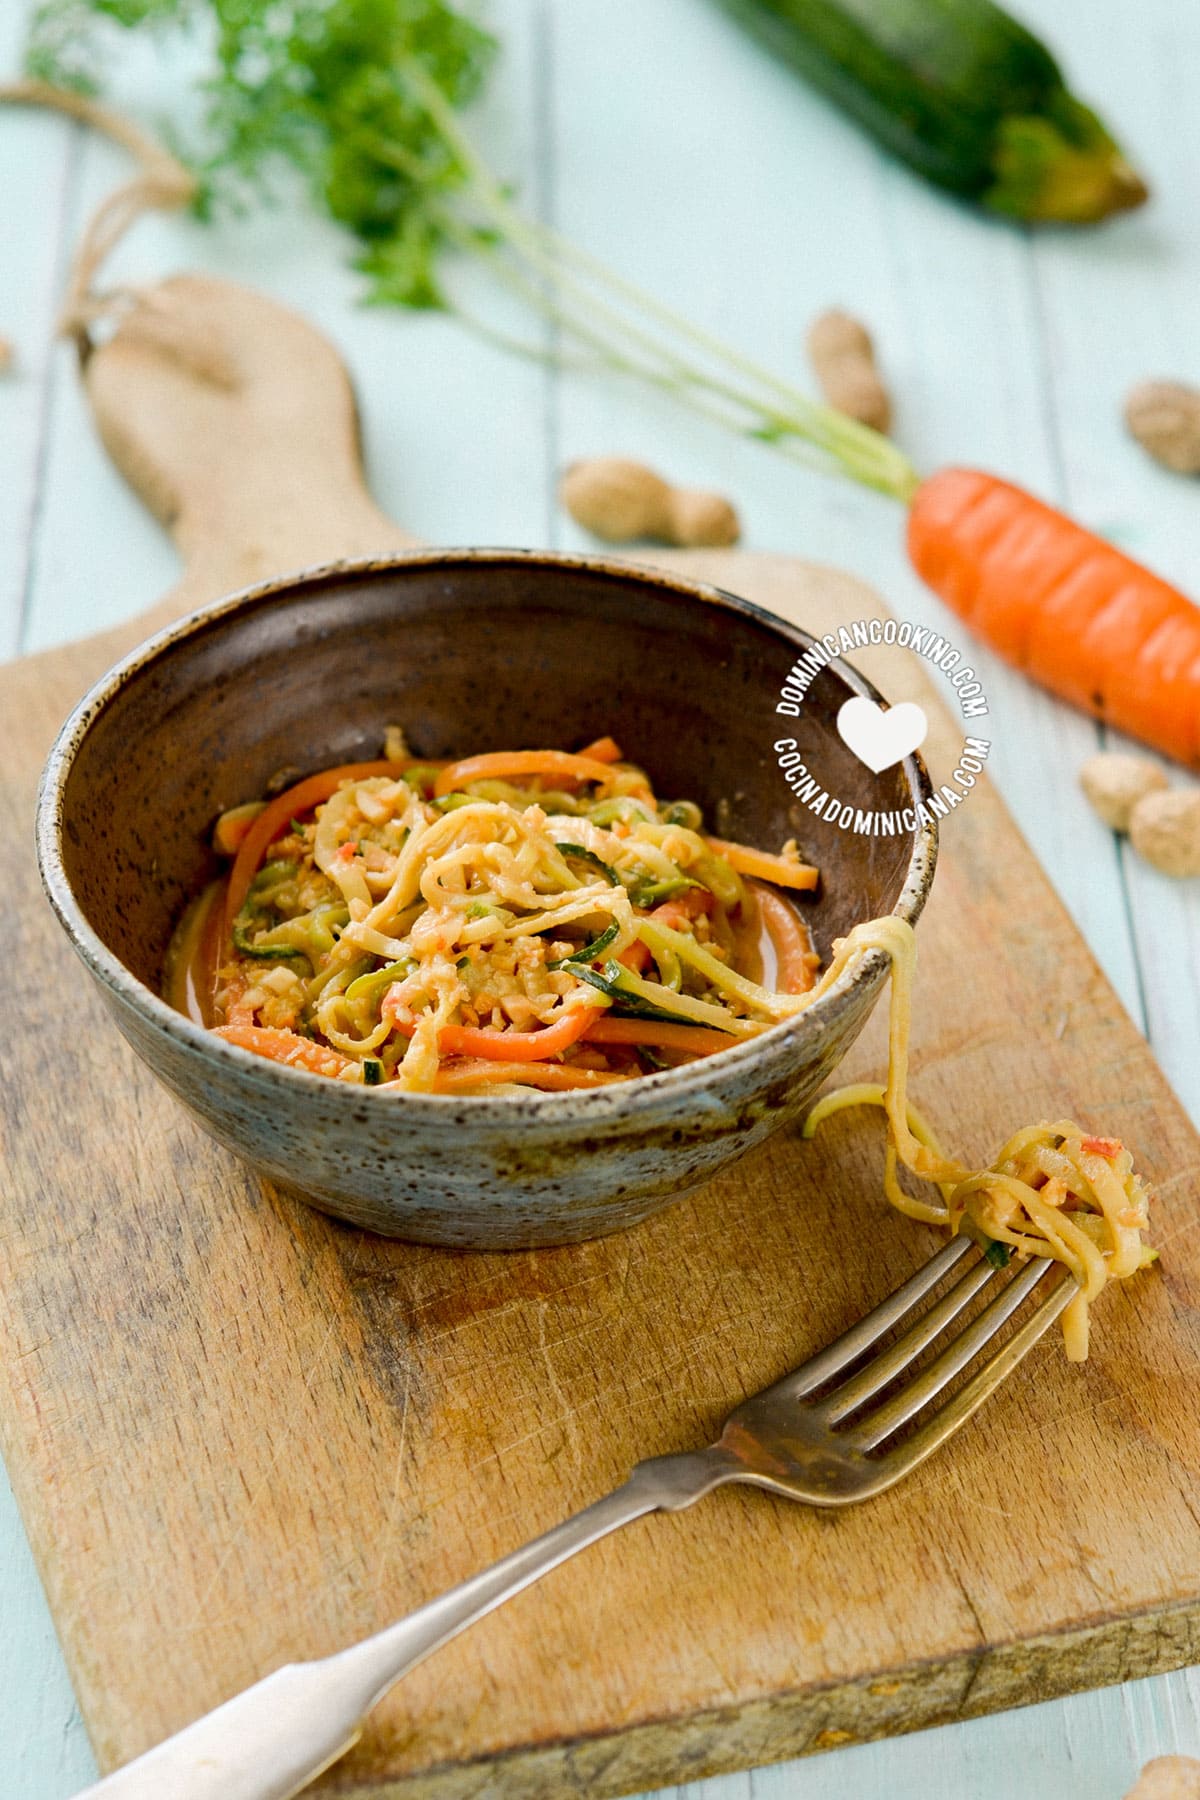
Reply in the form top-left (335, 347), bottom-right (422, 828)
top-left (167, 727), bottom-right (1157, 1358)
top-left (167, 733), bottom-right (822, 1094)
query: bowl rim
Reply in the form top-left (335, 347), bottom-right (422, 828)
top-left (36, 546), bottom-right (937, 1121)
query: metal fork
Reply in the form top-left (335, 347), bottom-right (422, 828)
top-left (78, 1239), bottom-right (1073, 1800)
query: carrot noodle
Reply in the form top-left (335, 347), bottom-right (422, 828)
top-left (583, 1017), bottom-right (735, 1055)
top-left (617, 939), bottom-right (653, 973)
top-left (750, 881), bottom-right (821, 993)
top-left (649, 887), bottom-right (713, 928)
top-left (705, 836), bottom-right (819, 890)
top-left (433, 750), bottom-right (629, 798)
top-left (213, 1023), bottom-right (355, 1079)
top-left (387, 1002), bottom-right (601, 1061)
top-left (577, 735), bottom-right (623, 763)
top-left (427, 1059), bottom-right (627, 1093)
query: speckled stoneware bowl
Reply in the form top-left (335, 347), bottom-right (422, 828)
top-left (38, 550), bottom-right (935, 1248)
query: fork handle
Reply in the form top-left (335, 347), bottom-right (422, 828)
top-left (74, 1452), bottom-right (725, 1800)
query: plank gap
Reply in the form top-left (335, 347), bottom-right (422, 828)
top-left (1028, 233), bottom-right (1150, 1044)
top-left (1023, 234), bottom-right (1072, 511)
top-left (532, 0), bottom-right (562, 551)
top-left (16, 124), bottom-right (85, 658)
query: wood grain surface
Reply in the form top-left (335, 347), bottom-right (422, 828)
top-left (2, 274), bottom-right (1200, 1798)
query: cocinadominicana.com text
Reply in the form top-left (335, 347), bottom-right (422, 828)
top-left (774, 737), bottom-right (992, 832)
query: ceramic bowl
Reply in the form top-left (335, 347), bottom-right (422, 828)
top-left (37, 550), bottom-right (936, 1248)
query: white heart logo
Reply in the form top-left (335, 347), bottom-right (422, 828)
top-left (836, 697), bottom-right (928, 775)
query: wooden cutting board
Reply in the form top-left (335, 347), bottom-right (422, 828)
top-left (3, 277), bottom-right (1200, 1798)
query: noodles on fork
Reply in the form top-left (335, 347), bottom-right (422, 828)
top-left (801, 917), bottom-right (1155, 1361)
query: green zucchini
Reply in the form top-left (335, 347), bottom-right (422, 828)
top-left (231, 920), bottom-right (306, 962)
top-left (548, 919), bottom-right (622, 967)
top-left (345, 958), bottom-right (415, 1002)
top-left (575, 961), bottom-right (736, 1030)
top-left (716, 0), bottom-right (1147, 222)
top-left (658, 800), bottom-right (704, 830)
top-left (554, 843), bottom-right (621, 886)
top-left (400, 764), bottom-right (442, 798)
top-left (626, 875), bottom-right (701, 908)
top-left (587, 798), bottom-right (655, 828)
top-left (232, 864), bottom-right (307, 961)
top-left (234, 898), bottom-right (348, 964)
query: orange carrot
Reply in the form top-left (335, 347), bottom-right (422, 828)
top-left (214, 1029), bottom-right (621, 1089)
top-left (212, 800), bottom-right (265, 856)
top-left (583, 1017), bottom-right (736, 1056)
top-left (908, 468), bottom-right (1200, 768)
top-left (213, 1024), bottom-right (354, 1078)
top-left (1081, 1135), bottom-right (1123, 1160)
top-left (386, 1003), bottom-right (598, 1061)
top-left (615, 890), bottom-right (712, 973)
top-left (650, 888), bottom-right (713, 929)
top-left (223, 760), bottom-right (406, 931)
top-left (614, 890), bottom-right (709, 972)
top-left (751, 881), bottom-right (819, 994)
top-left (706, 837), bottom-right (820, 891)
top-left (433, 749), bottom-right (626, 798)
top-left (428, 1059), bottom-right (626, 1093)
top-left (617, 939), bottom-right (653, 974)
top-left (440, 1008), bottom-right (597, 1061)
top-left (577, 735), bottom-right (623, 763)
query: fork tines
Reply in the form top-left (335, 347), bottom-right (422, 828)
top-left (775, 1237), bottom-right (1074, 1469)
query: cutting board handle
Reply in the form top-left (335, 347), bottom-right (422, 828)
top-left (84, 274), bottom-right (420, 628)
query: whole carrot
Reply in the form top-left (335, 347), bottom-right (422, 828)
top-left (908, 468), bottom-right (1200, 768)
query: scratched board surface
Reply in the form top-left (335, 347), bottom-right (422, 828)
top-left (3, 0), bottom-right (1200, 1795)
top-left (3, 524), bottom-right (1200, 1796)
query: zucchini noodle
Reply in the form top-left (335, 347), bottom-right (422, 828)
top-left (800, 917), bottom-right (1155, 1360)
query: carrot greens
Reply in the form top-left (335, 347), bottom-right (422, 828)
top-left (21, 0), bottom-right (919, 499)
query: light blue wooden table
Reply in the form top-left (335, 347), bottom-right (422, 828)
top-left (3, 2), bottom-right (1199, 1794)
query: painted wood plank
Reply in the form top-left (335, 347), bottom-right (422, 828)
top-left (1, 0), bottom-right (1198, 1795)
top-left (0, 5), bottom-right (78, 660)
top-left (0, 8), bottom-right (548, 1796)
top-left (651, 1666), bottom-right (1200, 1800)
top-left (0, 1463), bottom-right (96, 1798)
top-left (1024, 0), bottom-right (1200, 1126)
top-left (539, 1), bottom-right (1199, 1796)
top-left (18, 1), bottom-right (552, 657)
top-left (0, 15), bottom-right (102, 1797)
top-left (542, 0), bottom-right (1146, 1031)
top-left (649, 8), bottom-right (1200, 1796)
